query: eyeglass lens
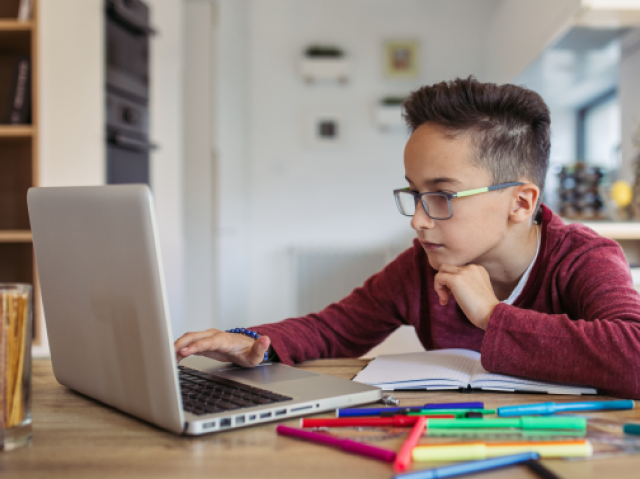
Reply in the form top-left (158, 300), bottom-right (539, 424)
top-left (396, 191), bottom-right (451, 219)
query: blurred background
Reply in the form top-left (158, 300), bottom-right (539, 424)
top-left (2, 0), bottom-right (640, 357)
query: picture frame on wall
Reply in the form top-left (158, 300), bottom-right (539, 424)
top-left (383, 39), bottom-right (419, 79)
top-left (304, 110), bottom-right (344, 147)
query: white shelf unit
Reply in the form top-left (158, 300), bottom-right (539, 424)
top-left (299, 57), bottom-right (350, 84)
top-left (373, 104), bottom-right (404, 130)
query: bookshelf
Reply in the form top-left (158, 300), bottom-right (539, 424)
top-left (0, 0), bottom-right (43, 351)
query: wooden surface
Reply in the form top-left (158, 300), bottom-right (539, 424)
top-left (0, 20), bottom-right (33, 32)
top-left (1, 359), bottom-right (640, 478)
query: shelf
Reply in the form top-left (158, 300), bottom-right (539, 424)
top-left (0, 20), bottom-right (32, 31)
top-left (299, 57), bottom-right (350, 83)
top-left (0, 230), bottom-right (32, 242)
top-left (562, 218), bottom-right (640, 240)
top-left (0, 125), bottom-right (34, 137)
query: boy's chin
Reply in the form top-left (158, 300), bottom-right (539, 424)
top-left (425, 251), bottom-right (466, 271)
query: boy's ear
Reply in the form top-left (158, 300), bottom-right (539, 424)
top-left (509, 182), bottom-right (540, 224)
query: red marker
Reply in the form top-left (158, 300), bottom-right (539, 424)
top-left (301, 415), bottom-right (453, 428)
top-left (394, 416), bottom-right (427, 473)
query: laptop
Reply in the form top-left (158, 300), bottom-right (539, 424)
top-left (27, 185), bottom-right (381, 435)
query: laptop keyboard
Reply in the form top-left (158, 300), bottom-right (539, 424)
top-left (178, 365), bottom-right (293, 416)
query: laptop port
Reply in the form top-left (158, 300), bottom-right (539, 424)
top-left (248, 414), bottom-right (256, 420)
top-left (220, 418), bottom-right (232, 428)
top-left (203, 421), bottom-right (216, 430)
top-left (291, 405), bottom-right (312, 413)
top-left (236, 416), bottom-right (245, 425)
top-left (260, 412), bottom-right (272, 419)
top-left (275, 409), bottom-right (286, 416)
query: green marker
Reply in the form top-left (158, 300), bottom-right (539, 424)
top-left (425, 417), bottom-right (586, 430)
top-left (409, 409), bottom-right (495, 418)
top-left (425, 428), bottom-right (586, 438)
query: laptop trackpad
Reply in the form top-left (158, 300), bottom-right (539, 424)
top-left (213, 365), bottom-right (318, 384)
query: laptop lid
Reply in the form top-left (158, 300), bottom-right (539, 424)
top-left (28, 185), bottom-right (184, 434)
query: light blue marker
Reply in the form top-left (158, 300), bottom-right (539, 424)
top-left (497, 400), bottom-right (634, 417)
top-left (392, 452), bottom-right (539, 479)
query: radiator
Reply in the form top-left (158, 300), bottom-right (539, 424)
top-left (292, 247), bottom-right (389, 316)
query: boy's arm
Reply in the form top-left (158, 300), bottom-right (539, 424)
top-left (250, 243), bottom-right (424, 365)
top-left (481, 241), bottom-right (640, 399)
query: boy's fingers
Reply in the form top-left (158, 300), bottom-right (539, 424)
top-left (247, 336), bottom-right (271, 365)
top-left (434, 272), bottom-right (454, 306)
top-left (174, 329), bottom-right (219, 352)
top-left (179, 334), bottom-right (227, 357)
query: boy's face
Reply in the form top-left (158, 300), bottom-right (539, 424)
top-left (404, 123), bottom-right (514, 271)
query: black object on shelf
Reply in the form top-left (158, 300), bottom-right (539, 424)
top-left (105, 0), bottom-right (156, 186)
top-left (0, 55), bottom-right (31, 125)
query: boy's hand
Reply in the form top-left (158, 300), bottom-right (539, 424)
top-left (174, 329), bottom-right (270, 368)
top-left (434, 264), bottom-right (499, 330)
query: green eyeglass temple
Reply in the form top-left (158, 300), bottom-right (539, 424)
top-left (393, 181), bottom-right (525, 219)
top-left (447, 182), bottom-right (525, 198)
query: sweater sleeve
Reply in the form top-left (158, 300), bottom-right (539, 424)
top-left (250, 243), bottom-right (423, 365)
top-left (481, 240), bottom-right (640, 399)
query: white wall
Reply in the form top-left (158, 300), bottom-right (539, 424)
top-left (39, 0), bottom-right (105, 187)
top-left (183, 0), bottom-right (216, 333)
top-left (214, 0), bottom-right (251, 331)
top-left (212, 0), bottom-right (499, 328)
top-left (147, 0), bottom-right (186, 339)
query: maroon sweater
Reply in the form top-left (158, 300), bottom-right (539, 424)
top-left (252, 205), bottom-right (640, 399)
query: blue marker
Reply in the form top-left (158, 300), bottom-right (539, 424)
top-left (337, 407), bottom-right (423, 418)
top-left (423, 402), bottom-right (484, 410)
top-left (337, 402), bottom-right (485, 418)
top-left (392, 452), bottom-right (539, 479)
top-left (498, 400), bottom-right (634, 417)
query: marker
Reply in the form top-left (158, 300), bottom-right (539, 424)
top-left (425, 428), bottom-right (585, 439)
top-left (276, 424), bottom-right (396, 462)
top-left (497, 400), bottom-right (635, 417)
top-left (424, 416), bottom-right (586, 430)
top-left (525, 460), bottom-right (564, 479)
top-left (412, 439), bottom-right (592, 461)
top-left (301, 415), bottom-right (454, 428)
top-left (394, 416), bottom-right (427, 473)
top-left (408, 409), bottom-right (495, 418)
top-left (392, 452), bottom-right (539, 479)
top-left (337, 407), bottom-right (424, 418)
top-left (423, 402), bottom-right (484, 409)
top-left (624, 423), bottom-right (640, 435)
top-left (337, 408), bottom-right (494, 418)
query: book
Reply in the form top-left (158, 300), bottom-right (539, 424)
top-left (353, 349), bottom-right (598, 395)
top-left (0, 55), bottom-right (31, 124)
top-left (17, 0), bottom-right (32, 21)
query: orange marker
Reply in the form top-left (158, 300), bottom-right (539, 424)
top-left (394, 416), bottom-right (427, 473)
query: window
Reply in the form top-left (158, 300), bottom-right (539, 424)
top-left (577, 90), bottom-right (620, 170)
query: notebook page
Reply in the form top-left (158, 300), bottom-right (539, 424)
top-left (469, 362), bottom-right (597, 394)
top-left (353, 349), bottom-right (481, 387)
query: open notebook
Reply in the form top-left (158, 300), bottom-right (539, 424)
top-left (353, 349), bottom-right (597, 395)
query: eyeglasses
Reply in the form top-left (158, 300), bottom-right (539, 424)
top-left (393, 182), bottom-right (525, 220)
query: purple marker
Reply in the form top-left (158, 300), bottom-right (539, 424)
top-left (276, 424), bottom-right (397, 462)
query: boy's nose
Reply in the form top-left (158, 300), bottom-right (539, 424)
top-left (410, 201), bottom-right (435, 231)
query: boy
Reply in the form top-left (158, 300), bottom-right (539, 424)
top-left (175, 77), bottom-right (640, 399)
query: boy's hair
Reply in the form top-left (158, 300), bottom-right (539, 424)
top-left (403, 76), bottom-right (551, 196)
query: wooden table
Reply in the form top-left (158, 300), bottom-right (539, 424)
top-left (2, 359), bottom-right (640, 478)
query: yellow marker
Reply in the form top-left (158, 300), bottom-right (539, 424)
top-left (412, 440), bottom-right (592, 461)
top-left (611, 180), bottom-right (633, 208)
